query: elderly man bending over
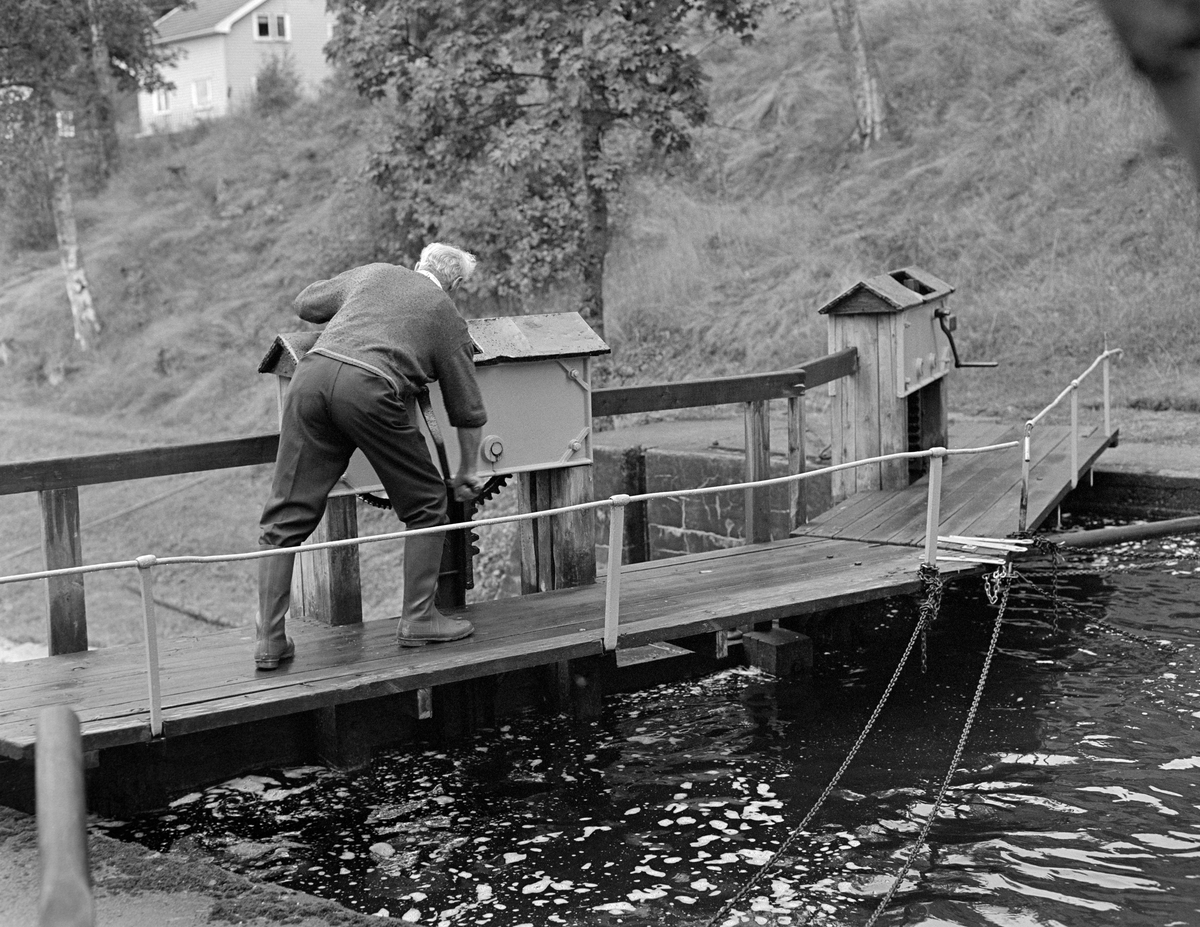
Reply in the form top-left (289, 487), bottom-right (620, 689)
top-left (254, 243), bottom-right (487, 670)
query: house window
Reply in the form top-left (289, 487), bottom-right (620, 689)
top-left (255, 13), bottom-right (289, 40)
top-left (192, 78), bottom-right (213, 110)
top-left (56, 111), bottom-right (75, 138)
top-left (153, 88), bottom-right (171, 114)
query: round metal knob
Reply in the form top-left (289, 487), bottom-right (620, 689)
top-left (481, 435), bottom-right (504, 462)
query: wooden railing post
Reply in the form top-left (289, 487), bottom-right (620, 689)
top-left (744, 399), bottom-right (772, 544)
top-left (38, 488), bottom-right (87, 656)
top-left (787, 393), bottom-right (807, 528)
top-left (518, 466), bottom-right (597, 594)
top-left (1070, 381), bottom-right (1079, 488)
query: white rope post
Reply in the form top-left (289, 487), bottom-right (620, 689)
top-left (603, 495), bottom-right (629, 652)
top-left (1070, 380), bottom-right (1079, 488)
top-left (1019, 426), bottom-right (1032, 534)
top-left (135, 555), bottom-right (163, 737)
top-left (1103, 352), bottom-right (1112, 437)
top-left (923, 450), bottom-right (945, 567)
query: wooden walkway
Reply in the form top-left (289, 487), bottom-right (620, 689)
top-left (0, 421), bottom-right (1116, 762)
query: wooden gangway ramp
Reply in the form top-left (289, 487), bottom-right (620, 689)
top-left (793, 421), bottom-right (1114, 544)
top-left (0, 421), bottom-right (1115, 764)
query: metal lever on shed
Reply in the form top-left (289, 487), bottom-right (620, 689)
top-left (934, 307), bottom-right (998, 369)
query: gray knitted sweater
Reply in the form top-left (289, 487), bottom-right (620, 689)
top-left (294, 263), bottom-right (487, 429)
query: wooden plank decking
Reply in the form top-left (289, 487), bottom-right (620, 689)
top-left (0, 420), bottom-right (1117, 762)
top-left (793, 421), bottom-right (1117, 544)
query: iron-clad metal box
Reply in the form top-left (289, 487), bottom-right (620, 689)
top-left (259, 312), bottom-right (610, 496)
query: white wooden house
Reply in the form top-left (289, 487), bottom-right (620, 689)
top-left (137, 0), bottom-right (335, 134)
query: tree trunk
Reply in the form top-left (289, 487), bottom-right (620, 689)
top-left (85, 0), bottom-right (120, 180)
top-left (36, 89), bottom-right (102, 351)
top-left (829, 0), bottom-right (890, 149)
top-left (578, 76), bottom-right (609, 341)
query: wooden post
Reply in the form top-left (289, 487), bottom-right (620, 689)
top-left (619, 447), bottom-right (649, 563)
top-left (295, 495), bottom-right (361, 626)
top-left (518, 471), bottom-right (554, 594)
top-left (519, 464), bottom-right (599, 718)
top-left (787, 394), bottom-right (807, 529)
top-left (551, 466), bottom-right (597, 588)
top-left (518, 466), bottom-right (596, 594)
top-left (38, 487), bottom-right (87, 656)
top-left (314, 693), bottom-right (420, 769)
top-left (744, 399), bottom-right (771, 544)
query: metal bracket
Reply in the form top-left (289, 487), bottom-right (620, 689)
top-left (559, 426), bottom-right (590, 462)
top-left (556, 360), bottom-right (591, 394)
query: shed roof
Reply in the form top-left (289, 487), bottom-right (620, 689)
top-left (152, 0), bottom-right (271, 44)
top-left (818, 267), bottom-right (955, 315)
top-left (259, 312), bottom-right (609, 377)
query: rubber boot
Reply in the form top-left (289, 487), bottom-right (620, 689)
top-left (255, 550), bottom-right (296, 670)
top-left (397, 532), bottom-right (474, 647)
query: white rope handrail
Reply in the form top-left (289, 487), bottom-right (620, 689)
top-left (4, 439), bottom-right (1020, 738)
top-left (0, 440), bottom-right (1019, 588)
top-left (1025, 348), bottom-right (1123, 431)
top-left (1019, 347), bottom-right (1122, 532)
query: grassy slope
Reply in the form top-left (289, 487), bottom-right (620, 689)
top-left (2, 0), bottom-right (1198, 649)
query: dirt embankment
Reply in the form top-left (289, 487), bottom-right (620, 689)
top-left (0, 805), bottom-right (401, 927)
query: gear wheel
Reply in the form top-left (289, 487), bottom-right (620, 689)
top-left (358, 472), bottom-right (511, 512)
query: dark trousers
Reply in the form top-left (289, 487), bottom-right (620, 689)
top-left (259, 354), bottom-right (446, 548)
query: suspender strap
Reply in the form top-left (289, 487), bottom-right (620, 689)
top-left (416, 389), bottom-right (452, 483)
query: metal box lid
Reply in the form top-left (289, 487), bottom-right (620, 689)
top-left (258, 312), bottom-right (608, 377)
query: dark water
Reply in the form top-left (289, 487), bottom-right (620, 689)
top-left (98, 534), bottom-right (1200, 926)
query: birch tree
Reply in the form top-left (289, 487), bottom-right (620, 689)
top-left (829, 0), bottom-right (889, 149)
top-left (0, 0), bottom-right (168, 349)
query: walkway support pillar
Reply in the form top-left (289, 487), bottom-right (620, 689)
top-left (520, 465), bottom-right (612, 718)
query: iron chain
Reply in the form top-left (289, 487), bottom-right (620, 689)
top-left (705, 564), bottom-right (944, 927)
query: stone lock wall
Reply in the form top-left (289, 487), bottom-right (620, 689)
top-left (593, 446), bottom-right (833, 564)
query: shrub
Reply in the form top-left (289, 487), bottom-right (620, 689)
top-left (253, 53), bottom-right (301, 117)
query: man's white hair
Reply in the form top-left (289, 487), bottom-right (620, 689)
top-left (418, 242), bottom-right (477, 284)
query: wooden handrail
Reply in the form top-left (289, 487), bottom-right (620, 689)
top-left (0, 434), bottom-right (279, 497)
top-left (591, 349), bottom-right (856, 417)
top-left (0, 350), bottom-right (858, 496)
top-left (593, 370), bottom-right (805, 417)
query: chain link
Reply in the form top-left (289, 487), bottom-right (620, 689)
top-left (1009, 570), bottom-right (1180, 653)
top-left (703, 564), bottom-right (944, 927)
top-left (862, 563), bottom-right (1011, 927)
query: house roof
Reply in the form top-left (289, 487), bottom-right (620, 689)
top-left (152, 0), bottom-right (272, 44)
